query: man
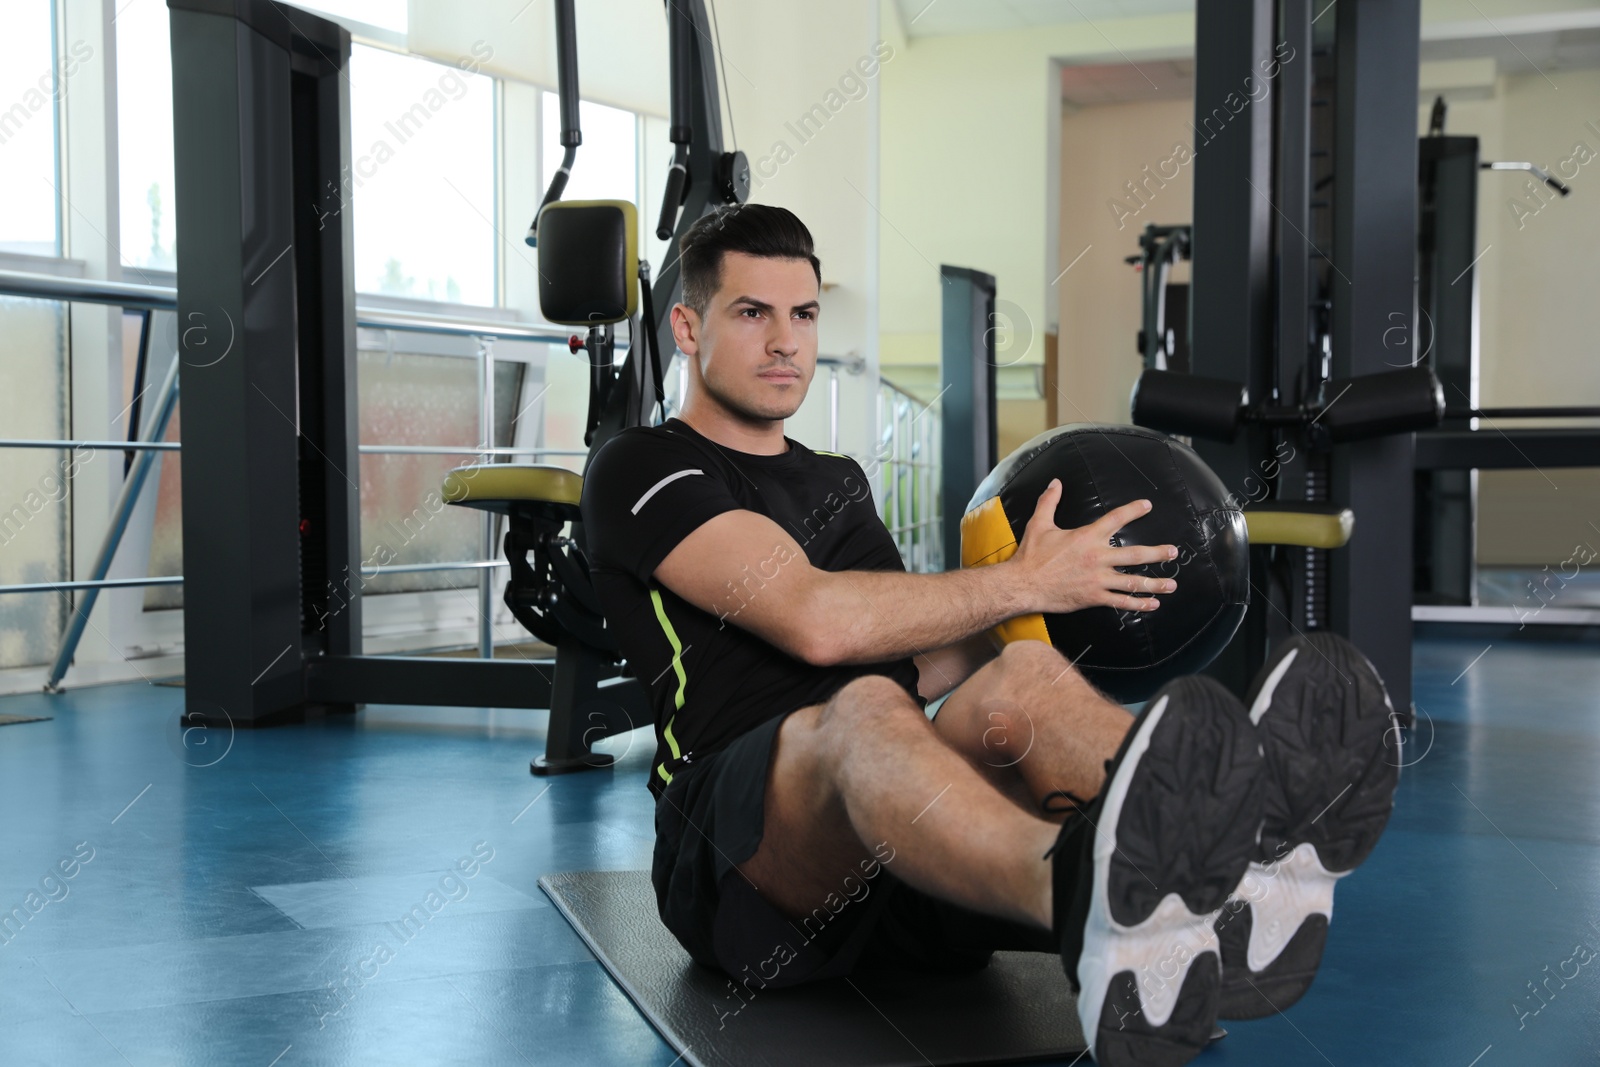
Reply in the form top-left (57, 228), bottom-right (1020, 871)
top-left (580, 204), bottom-right (1398, 1065)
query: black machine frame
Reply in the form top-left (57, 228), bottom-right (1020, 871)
top-left (1180, 0), bottom-right (1427, 709)
top-left (939, 266), bottom-right (998, 557)
top-left (1412, 103), bottom-right (1600, 605)
top-left (1173, 0), bottom-right (1600, 712)
top-left (168, 0), bottom-right (741, 744)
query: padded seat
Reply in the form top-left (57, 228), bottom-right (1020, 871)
top-left (442, 463), bottom-right (583, 519)
top-left (1244, 502), bottom-right (1355, 549)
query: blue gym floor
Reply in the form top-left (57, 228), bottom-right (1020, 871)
top-left (1, 633), bottom-right (1597, 1066)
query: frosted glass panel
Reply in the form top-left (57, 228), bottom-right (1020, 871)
top-left (358, 347), bottom-right (523, 595)
top-left (0, 298), bottom-right (70, 667)
top-left (139, 345), bottom-right (527, 611)
top-left (140, 340), bottom-right (184, 612)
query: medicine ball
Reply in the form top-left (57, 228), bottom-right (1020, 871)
top-left (961, 424), bottom-right (1249, 703)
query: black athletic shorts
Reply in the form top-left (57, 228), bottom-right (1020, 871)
top-left (650, 706), bottom-right (1061, 989)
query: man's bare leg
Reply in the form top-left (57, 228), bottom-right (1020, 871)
top-left (928, 640), bottom-right (1134, 817)
top-left (737, 657), bottom-right (1279, 1067)
top-left (737, 669), bottom-right (1106, 932)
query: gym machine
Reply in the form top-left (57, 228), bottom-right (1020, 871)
top-left (168, 0), bottom-right (747, 775)
top-left (1412, 97), bottom-right (1600, 607)
top-left (1130, 89), bottom-right (1600, 622)
top-left (939, 266), bottom-right (999, 562)
top-left (1128, 0), bottom-right (1445, 712)
top-left (1126, 224), bottom-right (1191, 374)
top-left (444, 0), bottom-right (748, 773)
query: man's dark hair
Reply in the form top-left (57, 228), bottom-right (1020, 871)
top-left (678, 204), bottom-right (822, 315)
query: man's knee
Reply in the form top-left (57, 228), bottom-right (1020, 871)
top-left (997, 638), bottom-right (1071, 679)
top-left (815, 673), bottom-right (923, 734)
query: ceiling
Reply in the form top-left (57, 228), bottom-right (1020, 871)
top-left (1419, 25), bottom-right (1600, 77)
top-left (891, 2), bottom-right (1600, 103)
top-left (892, 0), bottom-right (1192, 39)
top-left (1052, 26), bottom-right (1600, 106)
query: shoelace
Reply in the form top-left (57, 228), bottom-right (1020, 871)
top-left (1041, 790), bottom-right (1092, 817)
top-left (1039, 758), bottom-right (1114, 859)
top-left (1040, 790), bottom-right (1092, 860)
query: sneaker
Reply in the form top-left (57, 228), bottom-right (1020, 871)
top-left (1051, 674), bottom-right (1264, 1066)
top-left (1214, 632), bottom-right (1399, 1020)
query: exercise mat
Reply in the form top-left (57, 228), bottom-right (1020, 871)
top-left (539, 869), bottom-right (1087, 1067)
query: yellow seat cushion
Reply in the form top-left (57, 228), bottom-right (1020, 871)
top-left (442, 464), bottom-right (584, 515)
top-left (1244, 505), bottom-right (1354, 549)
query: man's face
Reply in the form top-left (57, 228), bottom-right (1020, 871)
top-left (674, 251), bottom-right (819, 424)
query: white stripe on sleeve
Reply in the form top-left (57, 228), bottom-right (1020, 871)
top-left (631, 469), bottom-right (705, 515)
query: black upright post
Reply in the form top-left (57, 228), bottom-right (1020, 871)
top-left (1189, 0), bottom-right (1275, 695)
top-left (1267, 0), bottom-right (1314, 650)
top-left (1331, 0), bottom-right (1422, 712)
top-left (940, 266), bottom-right (997, 564)
top-left (649, 0), bottom-right (732, 362)
top-left (1275, 2), bottom-right (1312, 422)
top-left (1415, 135), bottom-right (1480, 605)
top-left (171, 0), bottom-right (357, 725)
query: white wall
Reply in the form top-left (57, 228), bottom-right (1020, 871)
top-left (878, 12), bottom-right (1193, 375)
top-left (879, 0), bottom-right (1600, 459)
top-left (700, 1), bottom-right (886, 463)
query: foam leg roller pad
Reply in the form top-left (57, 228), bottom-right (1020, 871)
top-left (1130, 369), bottom-right (1248, 443)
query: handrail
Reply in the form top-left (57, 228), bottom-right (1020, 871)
top-left (358, 308), bottom-right (571, 344)
top-left (0, 269), bottom-right (576, 345)
top-left (0, 438), bottom-right (180, 451)
top-left (0, 270), bottom-right (177, 311)
top-left (0, 266), bottom-right (903, 671)
top-left (9, 576), bottom-right (185, 595)
top-left (818, 353), bottom-right (867, 375)
top-left (358, 446), bottom-right (588, 457)
top-left (364, 560), bottom-right (506, 577)
top-left (7, 561), bottom-right (513, 596)
top-left (878, 375), bottom-right (927, 406)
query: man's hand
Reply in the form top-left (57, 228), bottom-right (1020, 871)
top-left (1006, 479), bottom-right (1179, 616)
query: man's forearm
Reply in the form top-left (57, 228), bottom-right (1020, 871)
top-left (806, 564), bottom-right (1030, 666)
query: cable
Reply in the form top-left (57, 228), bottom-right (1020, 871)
top-left (707, 0), bottom-right (736, 150)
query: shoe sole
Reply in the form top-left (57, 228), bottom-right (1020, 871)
top-left (1215, 633), bottom-right (1399, 1020)
top-left (1077, 675), bottom-right (1264, 1066)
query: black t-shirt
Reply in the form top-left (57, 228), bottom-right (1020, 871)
top-left (581, 417), bottom-right (924, 798)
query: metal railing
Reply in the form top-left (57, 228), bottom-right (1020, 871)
top-left (0, 269), bottom-right (586, 686)
top-left (672, 351), bottom-right (945, 573)
top-left (876, 377), bottom-right (943, 574)
top-left (2, 267), bottom-right (948, 686)
top-left (667, 351), bottom-right (866, 454)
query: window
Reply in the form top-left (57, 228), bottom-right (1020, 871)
top-left (349, 45), bottom-right (496, 305)
top-left (115, 0), bottom-right (175, 273)
top-left (541, 94), bottom-right (638, 205)
top-left (0, 1), bottom-right (61, 256)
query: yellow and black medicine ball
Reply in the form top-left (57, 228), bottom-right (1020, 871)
top-left (961, 424), bottom-right (1249, 703)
